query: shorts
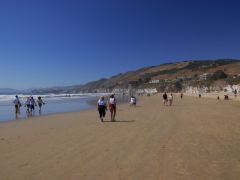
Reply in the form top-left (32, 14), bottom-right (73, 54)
top-left (109, 104), bottom-right (116, 111)
top-left (30, 105), bottom-right (35, 111)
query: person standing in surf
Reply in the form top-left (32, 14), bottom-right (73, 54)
top-left (29, 96), bottom-right (37, 114)
top-left (37, 96), bottom-right (45, 112)
top-left (13, 95), bottom-right (22, 116)
top-left (25, 97), bottom-right (31, 114)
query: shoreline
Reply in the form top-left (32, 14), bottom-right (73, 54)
top-left (0, 93), bottom-right (133, 123)
top-left (1, 92), bottom-right (238, 123)
top-left (0, 96), bottom-right (132, 124)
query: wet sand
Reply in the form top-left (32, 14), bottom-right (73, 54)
top-left (0, 95), bottom-right (240, 180)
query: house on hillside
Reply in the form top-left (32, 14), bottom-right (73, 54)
top-left (95, 89), bottom-right (108, 93)
top-left (199, 73), bottom-right (213, 80)
top-left (149, 79), bottom-right (160, 84)
top-left (128, 80), bottom-right (139, 86)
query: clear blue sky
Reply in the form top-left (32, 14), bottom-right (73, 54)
top-left (0, 0), bottom-right (240, 89)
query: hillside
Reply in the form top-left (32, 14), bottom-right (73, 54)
top-left (3, 59), bottom-right (240, 94)
top-left (71, 59), bottom-right (240, 93)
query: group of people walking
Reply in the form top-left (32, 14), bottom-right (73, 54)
top-left (97, 94), bottom-right (138, 122)
top-left (97, 94), bottom-right (117, 122)
top-left (163, 92), bottom-right (174, 106)
top-left (13, 96), bottom-right (45, 116)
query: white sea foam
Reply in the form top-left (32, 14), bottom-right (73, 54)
top-left (0, 93), bottom-right (109, 103)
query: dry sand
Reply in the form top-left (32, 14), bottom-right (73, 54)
top-left (0, 95), bottom-right (240, 180)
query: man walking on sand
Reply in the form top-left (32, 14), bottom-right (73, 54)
top-left (13, 95), bottom-right (22, 116)
top-left (163, 92), bottom-right (168, 106)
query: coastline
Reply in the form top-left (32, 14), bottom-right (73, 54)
top-left (0, 93), bottom-right (131, 123)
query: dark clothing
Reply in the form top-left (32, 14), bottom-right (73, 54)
top-left (98, 105), bottom-right (106, 119)
top-left (15, 105), bottom-right (19, 114)
top-left (30, 105), bottom-right (35, 111)
top-left (163, 94), bottom-right (167, 100)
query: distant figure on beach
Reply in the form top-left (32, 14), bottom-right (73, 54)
top-left (97, 96), bottom-right (107, 122)
top-left (130, 96), bottom-right (136, 106)
top-left (25, 97), bottom-right (31, 114)
top-left (169, 93), bottom-right (173, 106)
top-left (234, 89), bottom-right (237, 98)
top-left (13, 95), bottom-right (22, 115)
top-left (224, 95), bottom-right (229, 100)
top-left (37, 96), bottom-right (45, 112)
top-left (163, 92), bottom-right (168, 105)
top-left (109, 94), bottom-right (117, 121)
top-left (217, 96), bottom-right (220, 100)
top-left (180, 93), bottom-right (183, 99)
top-left (29, 96), bottom-right (37, 114)
top-left (199, 94), bottom-right (202, 98)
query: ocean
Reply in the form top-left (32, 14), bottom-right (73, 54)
top-left (0, 93), bottom-right (106, 122)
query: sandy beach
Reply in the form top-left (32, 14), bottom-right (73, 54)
top-left (0, 95), bottom-right (240, 180)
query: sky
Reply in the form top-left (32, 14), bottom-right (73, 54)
top-left (0, 0), bottom-right (240, 89)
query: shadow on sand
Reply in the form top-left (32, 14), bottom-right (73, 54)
top-left (103, 120), bottom-right (135, 123)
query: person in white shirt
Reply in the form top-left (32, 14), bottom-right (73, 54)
top-left (109, 94), bottom-right (117, 121)
top-left (130, 96), bottom-right (136, 106)
top-left (168, 93), bottom-right (173, 106)
top-left (97, 96), bottom-right (107, 122)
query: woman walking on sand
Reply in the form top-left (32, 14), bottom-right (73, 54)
top-left (97, 96), bottom-right (107, 122)
top-left (109, 94), bottom-right (117, 121)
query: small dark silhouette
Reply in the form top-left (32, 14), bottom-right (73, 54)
top-left (224, 95), bottom-right (229, 100)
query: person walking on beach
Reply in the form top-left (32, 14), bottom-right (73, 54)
top-left (25, 97), bottom-right (31, 114)
top-left (13, 95), bottom-right (22, 115)
top-left (163, 92), bottom-right (168, 106)
top-left (180, 93), bottom-right (183, 99)
top-left (234, 89), bottom-right (237, 98)
top-left (169, 93), bottom-right (173, 106)
top-left (97, 96), bottom-right (107, 122)
top-left (130, 96), bottom-right (137, 106)
top-left (37, 96), bottom-right (45, 112)
top-left (29, 96), bottom-right (37, 114)
top-left (109, 94), bottom-right (117, 121)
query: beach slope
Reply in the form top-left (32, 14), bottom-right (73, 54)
top-left (0, 95), bottom-right (240, 180)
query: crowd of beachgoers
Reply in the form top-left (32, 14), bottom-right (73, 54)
top-left (11, 89), bottom-right (239, 122)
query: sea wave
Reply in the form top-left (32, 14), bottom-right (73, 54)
top-left (0, 93), bottom-right (109, 102)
